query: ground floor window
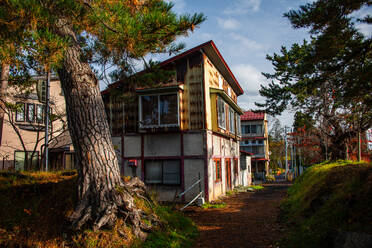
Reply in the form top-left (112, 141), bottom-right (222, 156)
top-left (145, 160), bottom-right (180, 185)
top-left (214, 158), bottom-right (222, 182)
top-left (14, 151), bottom-right (39, 171)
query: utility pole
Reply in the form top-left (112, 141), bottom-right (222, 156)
top-left (285, 126), bottom-right (288, 178)
top-left (44, 71), bottom-right (50, 171)
top-left (358, 130), bottom-right (361, 162)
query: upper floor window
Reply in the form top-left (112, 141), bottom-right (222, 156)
top-left (229, 107), bottom-right (235, 134)
top-left (26, 103), bottom-right (35, 122)
top-left (15, 103), bottom-right (25, 122)
top-left (236, 114), bottom-right (241, 136)
top-left (242, 124), bottom-right (263, 135)
top-left (217, 97), bottom-right (226, 129)
top-left (16, 102), bottom-right (45, 124)
top-left (140, 93), bottom-right (179, 128)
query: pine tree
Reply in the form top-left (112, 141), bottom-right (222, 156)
top-left (256, 0), bottom-right (372, 160)
top-left (0, 0), bottom-right (204, 237)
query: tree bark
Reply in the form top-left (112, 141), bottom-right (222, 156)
top-left (55, 19), bottom-right (156, 238)
top-left (0, 63), bottom-right (9, 146)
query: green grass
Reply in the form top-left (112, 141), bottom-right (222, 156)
top-left (249, 185), bottom-right (264, 190)
top-left (202, 202), bottom-right (227, 209)
top-left (280, 160), bottom-right (372, 248)
top-left (137, 206), bottom-right (198, 248)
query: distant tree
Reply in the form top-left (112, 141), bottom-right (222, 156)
top-left (0, 0), bottom-right (205, 237)
top-left (267, 116), bottom-right (285, 171)
top-left (256, 0), bottom-right (372, 160)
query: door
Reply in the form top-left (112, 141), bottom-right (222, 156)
top-left (225, 158), bottom-right (231, 191)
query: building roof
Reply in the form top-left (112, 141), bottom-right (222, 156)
top-left (241, 111), bottom-right (265, 121)
top-left (101, 40), bottom-right (244, 96)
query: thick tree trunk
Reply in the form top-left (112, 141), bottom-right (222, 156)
top-left (55, 19), bottom-right (156, 238)
top-left (328, 135), bottom-right (348, 161)
top-left (0, 63), bottom-right (9, 145)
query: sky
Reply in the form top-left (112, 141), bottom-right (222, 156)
top-left (103, 0), bottom-right (370, 128)
top-left (156, 0), bottom-right (315, 127)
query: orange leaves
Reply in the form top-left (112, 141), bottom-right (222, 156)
top-left (23, 208), bottom-right (31, 216)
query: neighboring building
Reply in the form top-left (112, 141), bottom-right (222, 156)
top-left (240, 111), bottom-right (269, 178)
top-left (102, 40), bottom-right (250, 202)
top-left (0, 76), bottom-right (75, 171)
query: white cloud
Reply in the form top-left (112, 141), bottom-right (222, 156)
top-left (198, 32), bottom-right (213, 41)
top-left (230, 33), bottom-right (265, 51)
top-left (233, 64), bottom-right (266, 97)
top-left (224, 0), bottom-right (261, 15)
top-left (357, 23), bottom-right (372, 37)
top-left (217, 17), bottom-right (241, 30)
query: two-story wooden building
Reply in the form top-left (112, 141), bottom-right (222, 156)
top-left (102, 41), bottom-right (249, 202)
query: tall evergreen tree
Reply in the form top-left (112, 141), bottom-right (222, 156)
top-left (0, 0), bottom-right (204, 237)
top-left (256, 0), bottom-right (372, 160)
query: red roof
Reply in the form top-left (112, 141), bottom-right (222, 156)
top-left (241, 111), bottom-right (265, 121)
top-left (101, 40), bottom-right (243, 95)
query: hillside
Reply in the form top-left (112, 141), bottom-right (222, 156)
top-left (281, 161), bottom-right (372, 248)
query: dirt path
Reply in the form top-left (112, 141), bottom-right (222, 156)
top-left (185, 183), bottom-right (290, 248)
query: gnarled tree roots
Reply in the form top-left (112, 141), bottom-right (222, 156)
top-left (68, 177), bottom-right (160, 240)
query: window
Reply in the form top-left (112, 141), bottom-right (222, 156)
top-left (257, 124), bottom-right (262, 134)
top-left (15, 103), bottom-right (25, 122)
top-left (258, 140), bottom-right (264, 144)
top-left (36, 104), bottom-right (45, 123)
top-left (214, 159), bottom-right (222, 182)
top-left (145, 160), bottom-right (180, 185)
top-left (233, 158), bottom-right (238, 175)
top-left (160, 94), bottom-right (178, 125)
top-left (244, 125), bottom-right (250, 134)
top-left (236, 114), bottom-right (241, 136)
top-left (242, 124), bottom-right (263, 134)
top-left (251, 124), bottom-right (257, 133)
top-left (26, 103), bottom-right (35, 122)
top-left (37, 80), bottom-right (46, 102)
top-left (217, 97), bottom-right (226, 129)
top-left (229, 108), bottom-right (235, 134)
top-left (140, 94), bottom-right (178, 127)
top-left (141, 95), bottom-right (158, 126)
top-left (14, 151), bottom-right (39, 171)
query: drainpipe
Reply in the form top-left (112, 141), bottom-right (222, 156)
top-left (44, 71), bottom-right (50, 171)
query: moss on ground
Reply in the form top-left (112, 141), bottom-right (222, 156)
top-left (280, 160), bottom-right (372, 248)
top-left (0, 171), bottom-right (198, 247)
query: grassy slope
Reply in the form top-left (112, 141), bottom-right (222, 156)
top-left (0, 171), bottom-right (197, 248)
top-left (281, 161), bottom-right (372, 248)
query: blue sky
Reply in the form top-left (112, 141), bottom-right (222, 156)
top-left (158, 0), bottom-right (315, 126)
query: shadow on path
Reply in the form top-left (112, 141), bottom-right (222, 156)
top-left (186, 183), bottom-right (291, 248)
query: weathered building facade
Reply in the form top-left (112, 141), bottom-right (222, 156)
top-left (0, 76), bottom-right (75, 171)
top-left (240, 111), bottom-right (269, 178)
top-left (102, 41), bottom-right (251, 202)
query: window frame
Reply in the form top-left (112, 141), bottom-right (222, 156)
top-left (14, 150), bottom-right (39, 171)
top-left (214, 158), bottom-right (222, 182)
top-left (229, 107), bottom-right (235, 134)
top-left (144, 159), bottom-right (181, 185)
top-left (15, 102), bottom-right (25, 122)
top-left (236, 114), bottom-right (241, 136)
top-left (217, 97), bottom-right (226, 130)
top-left (26, 103), bottom-right (35, 123)
top-left (36, 104), bottom-right (45, 124)
top-left (139, 92), bottom-right (180, 128)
